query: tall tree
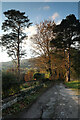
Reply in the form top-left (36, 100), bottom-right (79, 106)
top-left (1, 9), bottom-right (32, 80)
top-left (31, 20), bottom-right (56, 78)
top-left (71, 47), bottom-right (80, 79)
top-left (51, 14), bottom-right (80, 82)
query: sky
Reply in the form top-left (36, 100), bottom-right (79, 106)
top-left (0, 2), bottom-right (79, 62)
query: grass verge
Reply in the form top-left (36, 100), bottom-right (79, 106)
top-left (2, 81), bottom-right (54, 118)
top-left (64, 80), bottom-right (80, 89)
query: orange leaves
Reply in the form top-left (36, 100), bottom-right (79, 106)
top-left (24, 71), bottom-right (34, 82)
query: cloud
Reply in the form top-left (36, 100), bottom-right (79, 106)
top-left (24, 25), bottom-right (37, 37)
top-left (43, 6), bottom-right (50, 10)
top-left (52, 12), bottom-right (59, 20)
top-left (39, 6), bottom-right (50, 11)
top-left (22, 25), bottom-right (37, 58)
top-left (56, 20), bottom-right (61, 25)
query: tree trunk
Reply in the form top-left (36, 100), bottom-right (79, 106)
top-left (66, 70), bottom-right (69, 82)
top-left (46, 38), bottom-right (52, 78)
top-left (66, 48), bottom-right (70, 82)
top-left (68, 48), bottom-right (70, 81)
top-left (17, 27), bottom-right (20, 81)
top-left (48, 59), bottom-right (52, 79)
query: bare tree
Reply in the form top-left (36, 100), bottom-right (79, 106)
top-left (31, 20), bottom-right (56, 77)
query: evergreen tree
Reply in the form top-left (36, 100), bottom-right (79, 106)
top-left (51, 14), bottom-right (80, 81)
top-left (1, 9), bottom-right (32, 81)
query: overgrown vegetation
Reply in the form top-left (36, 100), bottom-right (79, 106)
top-left (3, 92), bottom-right (39, 116)
top-left (2, 69), bottom-right (51, 99)
top-left (2, 72), bottom-right (20, 99)
top-left (2, 81), bottom-right (53, 117)
top-left (64, 80), bottom-right (80, 89)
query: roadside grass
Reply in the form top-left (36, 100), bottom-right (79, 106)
top-left (2, 92), bottom-right (39, 116)
top-left (64, 80), bottom-right (80, 89)
top-left (20, 81), bottom-right (40, 91)
top-left (2, 81), bottom-right (54, 117)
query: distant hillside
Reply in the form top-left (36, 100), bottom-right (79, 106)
top-left (1, 58), bottom-right (37, 71)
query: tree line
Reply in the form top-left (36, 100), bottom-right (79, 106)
top-left (1, 9), bottom-right (80, 82)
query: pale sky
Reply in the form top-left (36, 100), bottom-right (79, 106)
top-left (0, 1), bottom-right (78, 62)
top-left (1, 0), bottom-right (79, 2)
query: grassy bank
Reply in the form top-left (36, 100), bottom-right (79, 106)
top-left (2, 81), bottom-right (54, 117)
top-left (64, 80), bottom-right (80, 89)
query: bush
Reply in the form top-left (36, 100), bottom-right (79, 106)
top-left (33, 73), bottom-right (47, 83)
top-left (20, 73), bottom-right (26, 84)
top-left (33, 73), bottom-right (45, 80)
top-left (42, 78), bottom-right (50, 83)
top-left (2, 72), bottom-right (20, 99)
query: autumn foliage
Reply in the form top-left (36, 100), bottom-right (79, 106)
top-left (24, 70), bottom-right (34, 82)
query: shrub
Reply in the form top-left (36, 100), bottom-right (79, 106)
top-left (33, 73), bottom-right (45, 82)
top-left (42, 78), bottom-right (50, 83)
top-left (2, 72), bottom-right (20, 99)
top-left (20, 73), bottom-right (25, 84)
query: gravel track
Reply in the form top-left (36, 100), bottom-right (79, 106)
top-left (4, 83), bottom-right (80, 119)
